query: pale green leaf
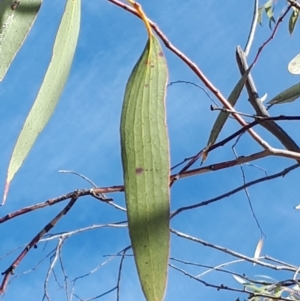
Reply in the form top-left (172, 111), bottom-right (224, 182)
top-left (232, 275), bottom-right (249, 285)
top-left (257, 7), bottom-right (264, 25)
top-left (265, 3), bottom-right (273, 19)
top-left (3, 0), bottom-right (81, 204)
top-left (264, 0), bottom-right (275, 28)
top-left (289, 8), bottom-right (299, 35)
top-left (253, 237), bottom-right (263, 265)
top-left (245, 284), bottom-right (270, 294)
top-left (0, 0), bottom-right (42, 80)
top-left (206, 65), bottom-right (252, 149)
top-left (120, 35), bottom-right (169, 301)
top-left (264, 0), bottom-right (273, 9)
top-left (268, 82), bottom-right (300, 105)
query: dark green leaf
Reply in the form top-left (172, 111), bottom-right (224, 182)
top-left (289, 8), bottom-right (299, 35)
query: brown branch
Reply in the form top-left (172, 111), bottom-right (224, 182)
top-left (171, 115), bottom-right (300, 184)
top-left (171, 150), bottom-right (269, 181)
top-left (2, 114), bottom-right (300, 226)
top-left (0, 186), bottom-right (124, 224)
top-left (0, 193), bottom-right (79, 295)
top-left (251, 5), bottom-right (291, 64)
top-left (107, 0), bottom-right (271, 152)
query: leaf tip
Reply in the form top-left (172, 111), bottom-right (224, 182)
top-left (253, 237), bottom-right (264, 266)
top-left (2, 181), bottom-right (10, 206)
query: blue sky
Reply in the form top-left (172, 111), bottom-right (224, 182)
top-left (1, 0), bottom-right (300, 300)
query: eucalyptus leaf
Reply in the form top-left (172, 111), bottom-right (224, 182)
top-left (268, 82), bottom-right (300, 105)
top-left (3, 0), bottom-right (81, 204)
top-left (120, 35), bottom-right (170, 301)
top-left (289, 7), bottom-right (299, 35)
top-left (206, 65), bottom-right (252, 150)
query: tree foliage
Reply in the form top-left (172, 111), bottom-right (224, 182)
top-left (1, 0), bottom-right (300, 300)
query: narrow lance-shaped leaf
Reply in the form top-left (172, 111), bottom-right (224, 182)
top-left (3, 0), bottom-right (81, 204)
top-left (268, 81), bottom-right (300, 106)
top-left (264, 0), bottom-right (275, 27)
top-left (120, 35), bottom-right (170, 301)
top-left (0, 0), bottom-right (42, 81)
top-left (289, 7), bottom-right (299, 36)
top-left (206, 66), bottom-right (252, 151)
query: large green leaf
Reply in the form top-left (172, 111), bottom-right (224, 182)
top-left (120, 35), bottom-right (170, 301)
top-left (268, 82), bottom-right (300, 105)
top-left (206, 66), bottom-right (252, 149)
top-left (0, 0), bottom-right (42, 80)
top-left (3, 0), bottom-right (81, 204)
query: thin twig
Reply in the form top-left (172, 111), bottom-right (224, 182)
top-left (43, 237), bottom-right (66, 301)
top-left (85, 287), bottom-right (117, 301)
top-left (116, 247), bottom-right (130, 301)
top-left (211, 105), bottom-right (259, 118)
top-left (170, 229), bottom-right (297, 272)
top-left (252, 5), bottom-right (292, 64)
top-left (171, 163), bottom-right (299, 217)
top-left (231, 146), bottom-right (265, 237)
top-left (0, 193), bottom-right (79, 294)
top-left (168, 80), bottom-right (218, 106)
top-left (41, 222), bottom-right (127, 243)
top-left (170, 263), bottom-right (247, 293)
top-left (59, 170), bottom-right (108, 200)
top-left (59, 170), bottom-right (97, 188)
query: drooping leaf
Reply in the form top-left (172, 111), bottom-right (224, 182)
top-left (120, 35), bottom-right (169, 301)
top-left (232, 275), bottom-right (249, 285)
top-left (263, 0), bottom-right (273, 10)
top-left (264, 0), bottom-right (275, 28)
top-left (268, 16), bottom-right (276, 29)
top-left (267, 82), bottom-right (300, 106)
top-left (289, 7), bottom-right (299, 35)
top-left (206, 66), bottom-right (252, 150)
top-left (288, 53), bottom-right (300, 75)
top-left (3, 0), bottom-right (81, 204)
top-left (0, 0), bottom-right (42, 81)
top-left (259, 0), bottom-right (275, 29)
top-left (257, 7), bottom-right (264, 25)
top-left (253, 237), bottom-right (263, 265)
